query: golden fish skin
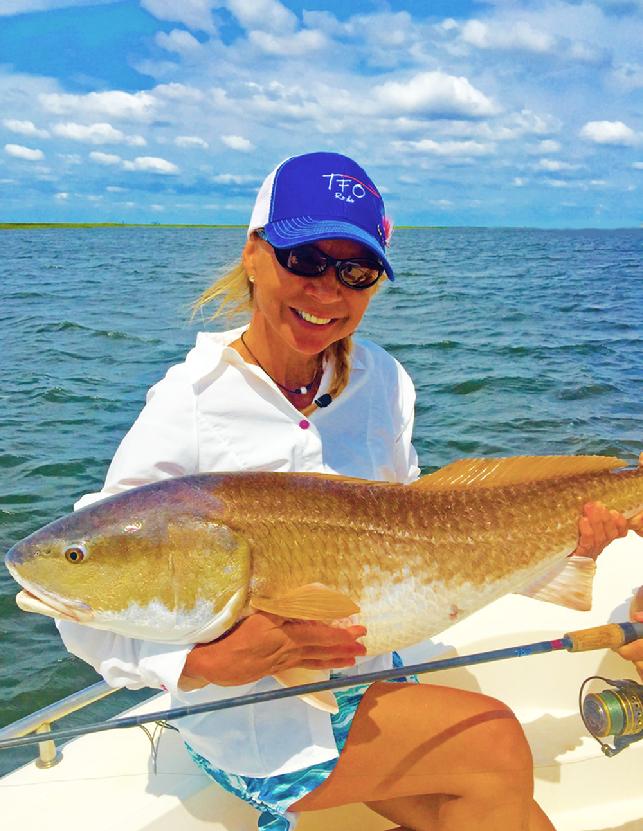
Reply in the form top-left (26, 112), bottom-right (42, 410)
top-left (5, 455), bottom-right (643, 655)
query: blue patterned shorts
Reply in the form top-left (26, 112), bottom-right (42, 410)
top-left (186, 654), bottom-right (417, 831)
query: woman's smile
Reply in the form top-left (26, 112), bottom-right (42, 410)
top-left (291, 307), bottom-right (337, 327)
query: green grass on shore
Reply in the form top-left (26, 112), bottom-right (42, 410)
top-left (1, 222), bottom-right (447, 231)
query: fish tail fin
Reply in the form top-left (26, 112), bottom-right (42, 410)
top-left (273, 669), bottom-right (338, 714)
top-left (517, 555), bottom-right (596, 611)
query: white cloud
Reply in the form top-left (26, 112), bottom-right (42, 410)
top-left (55, 191), bottom-right (69, 200)
top-left (175, 135), bottom-right (209, 148)
top-left (52, 122), bottom-right (146, 145)
top-left (3, 119), bottom-right (50, 138)
top-left (373, 71), bottom-right (498, 118)
top-left (580, 120), bottom-right (637, 146)
top-left (227, 0), bottom-right (297, 34)
top-left (122, 156), bottom-right (179, 174)
top-left (140, 0), bottom-right (217, 33)
top-left (4, 143), bottom-right (44, 160)
top-left (633, 162), bottom-right (643, 170)
top-left (90, 151), bottom-right (122, 165)
top-left (513, 177), bottom-right (528, 187)
top-left (58, 152), bottom-right (82, 164)
top-left (156, 29), bottom-right (203, 54)
top-left (212, 173), bottom-right (258, 184)
top-left (248, 28), bottom-right (328, 56)
top-left (392, 138), bottom-right (495, 157)
top-left (461, 19), bottom-right (555, 53)
top-left (0, 0), bottom-right (119, 14)
top-left (611, 62), bottom-right (643, 92)
top-left (40, 90), bottom-right (157, 122)
top-left (533, 139), bottom-right (561, 154)
top-left (153, 82), bottom-right (204, 102)
top-left (89, 151), bottom-right (178, 174)
top-left (536, 158), bottom-right (580, 172)
top-left (221, 134), bottom-right (255, 152)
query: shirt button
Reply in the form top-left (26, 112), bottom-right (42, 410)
top-left (298, 419), bottom-right (310, 430)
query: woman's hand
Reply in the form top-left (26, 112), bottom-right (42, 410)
top-left (572, 501), bottom-right (629, 559)
top-left (616, 586), bottom-right (643, 681)
top-left (179, 611), bottom-right (367, 691)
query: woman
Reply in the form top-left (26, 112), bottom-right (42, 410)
top-left (58, 151), bottom-right (638, 831)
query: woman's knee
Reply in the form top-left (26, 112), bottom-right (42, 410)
top-left (469, 694), bottom-right (534, 781)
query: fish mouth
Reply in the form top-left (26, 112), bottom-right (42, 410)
top-left (14, 587), bottom-right (93, 623)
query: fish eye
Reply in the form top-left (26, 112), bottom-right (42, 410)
top-left (65, 544), bottom-right (88, 563)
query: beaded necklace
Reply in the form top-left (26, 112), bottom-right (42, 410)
top-left (240, 332), bottom-right (322, 396)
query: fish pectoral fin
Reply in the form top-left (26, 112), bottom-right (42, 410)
top-left (273, 669), bottom-right (338, 714)
top-left (516, 555), bottom-right (596, 611)
top-left (250, 584), bottom-right (360, 620)
top-left (410, 455), bottom-right (628, 491)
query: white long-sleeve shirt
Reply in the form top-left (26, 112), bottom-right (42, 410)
top-left (58, 326), bottom-right (420, 777)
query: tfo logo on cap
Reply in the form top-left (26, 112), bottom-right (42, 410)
top-left (321, 172), bottom-right (379, 205)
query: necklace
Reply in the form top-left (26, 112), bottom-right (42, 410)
top-left (240, 332), bottom-right (321, 396)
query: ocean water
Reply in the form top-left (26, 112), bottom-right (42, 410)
top-left (1, 227), bottom-right (642, 773)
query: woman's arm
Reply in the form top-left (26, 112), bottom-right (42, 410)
top-left (179, 613), bottom-right (367, 690)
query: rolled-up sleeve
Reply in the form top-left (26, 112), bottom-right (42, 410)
top-left (57, 621), bottom-right (192, 694)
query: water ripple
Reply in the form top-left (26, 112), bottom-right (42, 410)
top-left (1, 226), bottom-right (641, 766)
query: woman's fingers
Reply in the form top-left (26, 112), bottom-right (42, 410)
top-left (629, 511), bottom-right (643, 537)
top-left (281, 619), bottom-right (367, 664)
top-left (573, 501), bottom-right (628, 558)
top-left (616, 640), bottom-right (643, 681)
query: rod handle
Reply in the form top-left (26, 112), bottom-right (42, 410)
top-left (565, 622), bottom-right (643, 652)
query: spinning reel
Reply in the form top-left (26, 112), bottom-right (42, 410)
top-left (580, 676), bottom-right (643, 756)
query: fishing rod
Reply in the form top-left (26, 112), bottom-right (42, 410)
top-left (1, 621), bottom-right (641, 754)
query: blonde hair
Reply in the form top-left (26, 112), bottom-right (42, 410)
top-left (193, 258), bottom-right (354, 401)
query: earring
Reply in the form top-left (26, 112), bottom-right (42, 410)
top-left (248, 274), bottom-right (255, 283)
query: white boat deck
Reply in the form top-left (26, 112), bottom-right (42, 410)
top-left (2, 534), bottom-right (643, 831)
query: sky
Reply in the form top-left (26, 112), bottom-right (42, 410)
top-left (1, 0), bottom-right (642, 227)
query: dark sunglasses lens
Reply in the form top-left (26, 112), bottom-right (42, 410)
top-left (339, 260), bottom-right (383, 288)
top-left (285, 246), bottom-right (328, 276)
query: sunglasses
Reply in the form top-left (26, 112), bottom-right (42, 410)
top-left (257, 230), bottom-right (384, 290)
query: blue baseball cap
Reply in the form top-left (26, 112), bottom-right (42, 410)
top-left (248, 151), bottom-right (395, 280)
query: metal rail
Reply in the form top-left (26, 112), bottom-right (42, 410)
top-left (0, 680), bottom-right (118, 768)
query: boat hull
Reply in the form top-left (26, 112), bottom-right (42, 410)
top-left (2, 534), bottom-right (642, 831)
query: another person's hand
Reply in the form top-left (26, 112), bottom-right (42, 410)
top-left (616, 586), bottom-right (643, 681)
top-left (179, 611), bottom-right (367, 691)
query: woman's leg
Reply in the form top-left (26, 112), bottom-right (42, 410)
top-left (291, 682), bottom-right (555, 831)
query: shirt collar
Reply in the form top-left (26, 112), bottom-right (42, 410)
top-left (184, 326), bottom-right (365, 386)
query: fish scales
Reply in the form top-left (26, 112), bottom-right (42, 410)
top-left (5, 458), bottom-right (643, 657)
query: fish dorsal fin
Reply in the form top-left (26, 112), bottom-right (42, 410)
top-left (410, 455), bottom-right (627, 492)
top-left (250, 583), bottom-right (360, 620)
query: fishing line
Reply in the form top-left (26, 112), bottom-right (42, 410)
top-left (1, 622), bottom-right (640, 754)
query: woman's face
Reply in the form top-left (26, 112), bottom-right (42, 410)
top-left (243, 235), bottom-right (380, 357)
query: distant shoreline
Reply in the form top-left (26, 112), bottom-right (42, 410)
top-left (0, 222), bottom-right (445, 230)
top-left (1, 222), bottom-right (640, 231)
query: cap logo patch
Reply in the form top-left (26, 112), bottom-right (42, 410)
top-left (321, 172), bottom-right (380, 204)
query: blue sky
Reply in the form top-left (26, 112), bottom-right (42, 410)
top-left (1, 0), bottom-right (642, 227)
